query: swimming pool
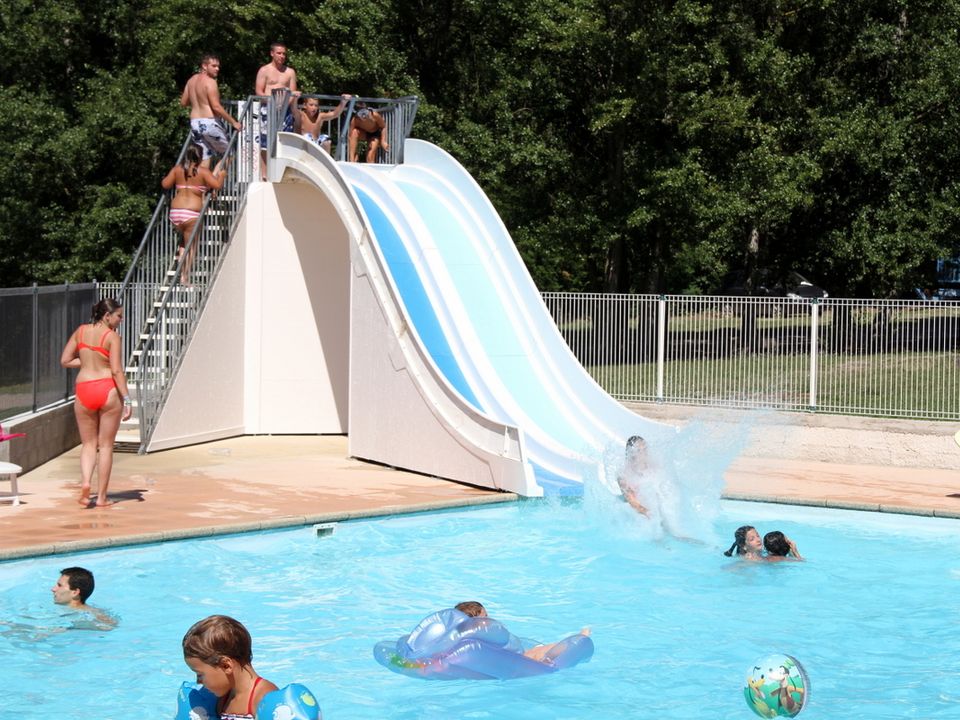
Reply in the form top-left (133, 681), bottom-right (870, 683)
top-left (2, 498), bottom-right (958, 719)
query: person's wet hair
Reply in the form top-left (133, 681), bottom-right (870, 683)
top-left (60, 567), bottom-right (95, 603)
top-left (764, 531), bottom-right (791, 556)
top-left (182, 615), bottom-right (253, 666)
top-left (455, 601), bottom-right (486, 617)
top-left (723, 525), bottom-right (756, 557)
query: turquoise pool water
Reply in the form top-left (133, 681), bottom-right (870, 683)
top-left (2, 498), bottom-right (959, 719)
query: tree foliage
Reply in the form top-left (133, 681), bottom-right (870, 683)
top-left (1, 0), bottom-right (958, 297)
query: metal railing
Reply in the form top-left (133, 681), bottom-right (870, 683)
top-left (0, 283), bottom-right (98, 421)
top-left (103, 91), bottom-right (419, 450)
top-left (338, 95), bottom-right (419, 164)
top-left (542, 293), bottom-right (960, 420)
top-left (114, 98), bottom-right (258, 447)
top-left (257, 92), bottom-right (419, 168)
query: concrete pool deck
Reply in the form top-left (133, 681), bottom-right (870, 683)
top-left (0, 433), bottom-right (957, 560)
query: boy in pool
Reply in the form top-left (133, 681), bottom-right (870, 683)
top-left (455, 601), bottom-right (591, 662)
top-left (763, 531), bottom-right (803, 561)
top-left (182, 615), bottom-right (278, 719)
top-left (616, 435), bottom-right (650, 516)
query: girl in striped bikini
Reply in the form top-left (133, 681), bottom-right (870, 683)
top-left (161, 143), bottom-right (225, 286)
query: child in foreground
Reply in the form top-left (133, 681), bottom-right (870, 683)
top-left (182, 615), bottom-right (278, 719)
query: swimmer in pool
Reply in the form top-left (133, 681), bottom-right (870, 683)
top-left (616, 435), bottom-right (650, 516)
top-left (763, 531), bottom-right (803, 561)
top-left (455, 601), bottom-right (591, 662)
top-left (51, 566), bottom-right (117, 629)
top-left (723, 525), bottom-right (763, 560)
top-left (182, 615), bottom-right (279, 718)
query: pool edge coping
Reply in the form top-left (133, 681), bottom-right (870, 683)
top-left (0, 491), bottom-right (519, 562)
top-left (4, 490), bottom-right (957, 561)
top-left (722, 492), bottom-right (960, 519)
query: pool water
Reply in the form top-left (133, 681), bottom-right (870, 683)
top-left (2, 498), bottom-right (959, 719)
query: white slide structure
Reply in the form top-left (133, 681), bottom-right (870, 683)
top-left (274, 136), bottom-right (669, 495)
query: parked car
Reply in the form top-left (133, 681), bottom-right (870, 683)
top-left (913, 256), bottom-right (960, 300)
top-left (720, 270), bottom-right (828, 316)
top-left (721, 270), bottom-right (829, 301)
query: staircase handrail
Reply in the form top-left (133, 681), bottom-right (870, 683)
top-left (131, 98), bottom-right (258, 450)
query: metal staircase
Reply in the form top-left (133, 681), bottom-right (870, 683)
top-left (110, 92), bottom-right (420, 452)
top-left (114, 98), bottom-right (259, 452)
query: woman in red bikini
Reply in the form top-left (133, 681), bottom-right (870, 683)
top-left (182, 615), bottom-right (278, 719)
top-left (161, 143), bottom-right (226, 286)
top-left (59, 298), bottom-right (132, 508)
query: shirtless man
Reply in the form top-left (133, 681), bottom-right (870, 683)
top-left (181, 52), bottom-right (241, 168)
top-left (348, 102), bottom-right (390, 163)
top-left (51, 566), bottom-right (117, 628)
top-left (297, 94), bottom-right (351, 155)
top-left (255, 42), bottom-right (299, 178)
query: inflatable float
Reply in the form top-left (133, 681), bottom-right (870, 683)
top-left (175, 681), bottom-right (321, 719)
top-left (373, 608), bottom-right (594, 680)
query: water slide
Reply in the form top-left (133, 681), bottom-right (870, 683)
top-left (275, 136), bottom-right (670, 495)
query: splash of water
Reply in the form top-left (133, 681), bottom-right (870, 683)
top-left (587, 413), bottom-right (756, 545)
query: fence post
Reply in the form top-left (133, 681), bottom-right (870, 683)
top-left (31, 283), bottom-right (39, 412)
top-left (657, 295), bottom-right (666, 401)
top-left (808, 300), bottom-right (819, 410)
top-left (64, 283), bottom-right (71, 401)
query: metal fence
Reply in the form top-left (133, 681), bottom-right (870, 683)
top-left (542, 293), bottom-right (960, 420)
top-left (0, 283), bottom-right (98, 421)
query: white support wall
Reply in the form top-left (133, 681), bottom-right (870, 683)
top-left (147, 135), bottom-right (533, 494)
top-left (148, 180), bottom-right (350, 449)
top-left (241, 181), bottom-right (350, 434)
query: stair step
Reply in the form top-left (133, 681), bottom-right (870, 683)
top-left (158, 285), bottom-right (206, 293)
top-left (131, 347), bottom-right (174, 355)
top-left (113, 440), bottom-right (141, 454)
top-left (145, 316), bottom-right (189, 324)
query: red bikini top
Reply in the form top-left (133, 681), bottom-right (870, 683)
top-left (76, 326), bottom-right (111, 358)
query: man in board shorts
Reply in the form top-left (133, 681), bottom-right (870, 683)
top-left (181, 52), bottom-right (242, 166)
top-left (255, 42), bottom-right (299, 178)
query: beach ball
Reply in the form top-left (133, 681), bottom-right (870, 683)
top-left (743, 654), bottom-right (809, 718)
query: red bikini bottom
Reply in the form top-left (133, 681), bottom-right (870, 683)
top-left (76, 377), bottom-right (117, 411)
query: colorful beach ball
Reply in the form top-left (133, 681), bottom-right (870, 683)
top-left (743, 654), bottom-right (809, 718)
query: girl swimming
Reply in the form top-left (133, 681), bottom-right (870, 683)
top-left (723, 525), bottom-right (764, 560)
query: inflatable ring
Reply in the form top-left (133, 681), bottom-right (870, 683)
top-left (175, 682), bottom-right (218, 720)
top-left (374, 608), bottom-right (594, 680)
top-left (175, 681), bottom-right (321, 720)
top-left (257, 683), bottom-right (321, 720)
